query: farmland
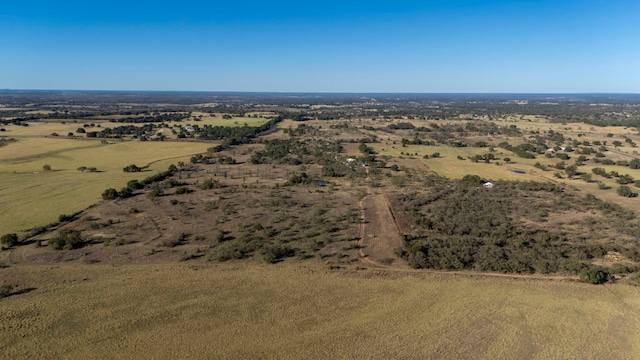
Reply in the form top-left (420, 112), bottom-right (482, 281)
top-left (2, 263), bottom-right (640, 359)
top-left (0, 137), bottom-right (211, 233)
top-left (2, 91), bottom-right (640, 358)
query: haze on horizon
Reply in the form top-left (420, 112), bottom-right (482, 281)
top-left (1, 0), bottom-right (639, 93)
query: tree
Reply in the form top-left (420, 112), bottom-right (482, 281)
top-left (565, 165), bottom-right (578, 178)
top-left (127, 179), bottom-right (144, 190)
top-left (102, 188), bottom-right (119, 200)
top-left (49, 229), bottom-right (83, 250)
top-left (504, 157), bottom-right (511, 164)
top-left (617, 174), bottom-right (635, 185)
top-left (123, 164), bottom-right (141, 172)
top-left (42, 164), bottom-right (52, 171)
top-left (1, 233), bottom-right (18, 248)
top-left (617, 185), bottom-right (635, 197)
top-left (580, 267), bottom-right (609, 284)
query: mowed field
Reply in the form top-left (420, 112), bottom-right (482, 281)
top-left (1, 263), bottom-right (639, 359)
top-left (0, 137), bottom-right (211, 234)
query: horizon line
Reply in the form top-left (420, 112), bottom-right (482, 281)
top-left (2, 89), bottom-right (640, 96)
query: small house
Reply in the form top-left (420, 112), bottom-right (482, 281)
top-left (483, 182), bottom-right (494, 188)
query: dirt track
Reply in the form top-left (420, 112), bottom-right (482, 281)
top-left (358, 187), bottom-right (407, 268)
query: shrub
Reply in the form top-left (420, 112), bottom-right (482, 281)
top-left (148, 186), bottom-right (164, 198)
top-left (1, 233), bottom-right (19, 248)
top-left (0, 285), bottom-right (13, 298)
top-left (49, 229), bottom-right (83, 250)
top-left (174, 186), bottom-right (192, 195)
top-left (617, 185), bottom-right (636, 197)
top-left (579, 267), bottom-right (609, 284)
top-left (58, 214), bottom-right (74, 222)
top-left (123, 164), bottom-right (141, 172)
top-left (127, 179), bottom-right (144, 190)
top-left (102, 188), bottom-right (119, 200)
top-left (262, 245), bottom-right (295, 263)
top-left (118, 187), bottom-right (133, 198)
top-left (201, 178), bottom-right (224, 190)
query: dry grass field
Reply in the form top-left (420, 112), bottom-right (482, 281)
top-left (0, 138), bottom-right (211, 234)
top-left (3, 94), bottom-right (640, 359)
top-left (1, 263), bottom-right (639, 359)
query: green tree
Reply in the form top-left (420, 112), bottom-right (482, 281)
top-left (617, 185), bottom-right (635, 197)
top-left (102, 188), bottom-right (119, 200)
top-left (579, 267), bottom-right (609, 284)
top-left (565, 165), bottom-right (578, 178)
top-left (1, 233), bottom-right (19, 248)
top-left (49, 229), bottom-right (83, 250)
top-left (123, 164), bottom-right (141, 172)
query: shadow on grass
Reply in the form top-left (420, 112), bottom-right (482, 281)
top-left (0, 286), bottom-right (37, 299)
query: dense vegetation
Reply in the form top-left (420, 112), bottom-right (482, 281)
top-left (394, 176), bottom-right (640, 280)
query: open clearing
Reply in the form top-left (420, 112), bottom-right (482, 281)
top-left (0, 138), bottom-right (211, 233)
top-left (360, 189), bottom-right (406, 267)
top-left (1, 263), bottom-right (639, 359)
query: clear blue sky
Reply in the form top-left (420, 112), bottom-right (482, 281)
top-left (1, 0), bottom-right (638, 93)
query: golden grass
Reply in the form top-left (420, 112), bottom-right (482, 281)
top-left (1, 263), bottom-right (639, 359)
top-left (0, 138), bottom-right (211, 233)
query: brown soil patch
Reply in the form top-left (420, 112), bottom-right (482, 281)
top-left (359, 189), bottom-right (407, 268)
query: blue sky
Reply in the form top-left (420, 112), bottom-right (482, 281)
top-left (1, 0), bottom-right (638, 92)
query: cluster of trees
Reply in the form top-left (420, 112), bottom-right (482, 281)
top-left (49, 229), bottom-right (83, 250)
top-left (393, 176), bottom-right (639, 282)
top-left (401, 138), bottom-right (436, 146)
top-left (498, 141), bottom-right (538, 159)
top-left (103, 165), bottom-right (178, 200)
top-left (250, 138), bottom-right (340, 166)
top-left (85, 124), bottom-right (154, 138)
top-left (108, 112), bottom-right (191, 123)
top-left (592, 167), bottom-right (636, 185)
top-left (388, 122), bottom-right (416, 130)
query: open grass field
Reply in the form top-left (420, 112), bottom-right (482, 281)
top-left (0, 138), bottom-right (211, 234)
top-left (1, 263), bottom-right (639, 359)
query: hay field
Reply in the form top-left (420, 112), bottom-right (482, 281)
top-left (0, 138), bottom-right (211, 233)
top-left (1, 263), bottom-right (639, 359)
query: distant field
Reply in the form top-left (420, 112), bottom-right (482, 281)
top-left (0, 138), bottom-right (211, 233)
top-left (1, 121), bottom-right (138, 137)
top-left (1, 263), bottom-right (639, 359)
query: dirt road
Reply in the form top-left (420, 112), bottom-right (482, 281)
top-left (358, 187), bottom-right (407, 268)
